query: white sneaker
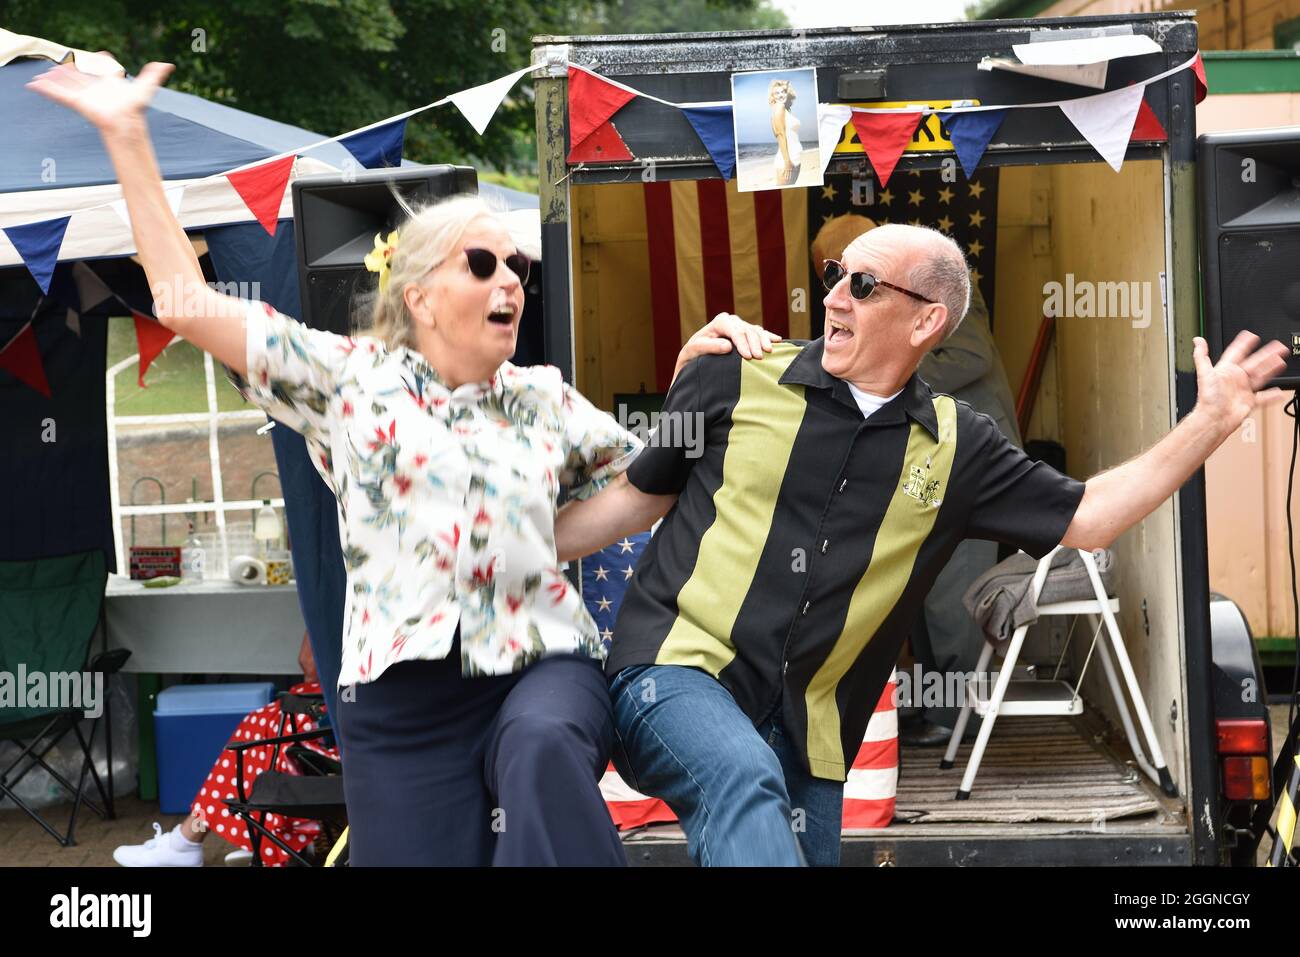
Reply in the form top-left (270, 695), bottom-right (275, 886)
top-left (112, 822), bottom-right (203, 867)
top-left (223, 848), bottom-right (253, 866)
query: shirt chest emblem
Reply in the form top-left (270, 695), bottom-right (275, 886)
top-left (902, 457), bottom-right (944, 509)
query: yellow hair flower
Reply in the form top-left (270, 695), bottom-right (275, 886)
top-left (363, 230), bottom-right (400, 293)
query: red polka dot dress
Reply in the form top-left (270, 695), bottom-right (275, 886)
top-left (190, 681), bottom-right (339, 866)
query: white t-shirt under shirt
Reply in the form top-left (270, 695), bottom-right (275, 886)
top-left (846, 381), bottom-right (904, 420)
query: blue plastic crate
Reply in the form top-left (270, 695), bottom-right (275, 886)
top-left (154, 683), bottom-right (274, 815)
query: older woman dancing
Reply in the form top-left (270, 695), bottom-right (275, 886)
top-left (29, 59), bottom-right (776, 866)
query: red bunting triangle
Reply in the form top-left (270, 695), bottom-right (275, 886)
top-left (1192, 52), bottom-right (1208, 105)
top-left (1129, 97), bottom-right (1167, 143)
top-left (133, 310), bottom-right (176, 388)
top-left (226, 154), bottom-right (296, 236)
top-left (848, 111), bottom-right (924, 189)
top-left (0, 321), bottom-right (51, 398)
top-left (568, 119), bottom-right (634, 163)
top-left (568, 67), bottom-right (636, 153)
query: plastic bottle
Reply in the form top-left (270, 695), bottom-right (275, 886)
top-left (181, 519), bottom-right (205, 581)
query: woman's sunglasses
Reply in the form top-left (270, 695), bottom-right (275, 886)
top-left (821, 259), bottom-right (935, 304)
top-left (465, 247), bottom-right (531, 285)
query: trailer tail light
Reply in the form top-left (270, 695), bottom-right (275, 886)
top-left (1217, 719), bottom-right (1270, 801)
top-left (1217, 719), bottom-right (1269, 755)
top-left (1222, 756), bottom-right (1270, 801)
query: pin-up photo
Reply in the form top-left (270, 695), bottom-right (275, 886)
top-left (731, 67), bottom-right (822, 193)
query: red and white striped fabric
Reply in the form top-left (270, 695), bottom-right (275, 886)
top-left (600, 763), bottom-right (677, 830)
top-left (641, 179), bottom-right (810, 390)
top-left (842, 672), bottom-right (899, 828)
top-left (600, 672), bottom-right (899, 831)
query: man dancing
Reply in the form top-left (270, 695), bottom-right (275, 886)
top-left (556, 223), bottom-right (1288, 866)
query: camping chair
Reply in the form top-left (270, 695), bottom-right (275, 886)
top-left (0, 550), bottom-right (128, 846)
top-left (223, 689), bottom-right (346, 866)
top-left (940, 545), bottom-right (1177, 801)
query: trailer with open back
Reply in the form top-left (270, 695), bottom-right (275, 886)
top-left (530, 11), bottom-right (1282, 865)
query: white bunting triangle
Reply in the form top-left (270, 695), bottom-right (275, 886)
top-left (1058, 84), bottom-right (1145, 173)
top-left (817, 104), bottom-right (852, 178)
top-left (65, 307), bottom-right (81, 337)
top-left (110, 184), bottom-right (186, 231)
top-left (449, 65), bottom-right (536, 136)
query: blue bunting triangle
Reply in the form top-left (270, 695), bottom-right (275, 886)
top-left (682, 105), bottom-right (737, 181)
top-left (938, 109), bottom-right (1007, 180)
top-left (340, 118), bottom-right (408, 170)
top-left (3, 216), bottom-right (71, 294)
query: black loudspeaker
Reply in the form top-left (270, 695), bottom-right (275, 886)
top-left (292, 165), bottom-right (478, 336)
top-left (1198, 127), bottom-right (1300, 389)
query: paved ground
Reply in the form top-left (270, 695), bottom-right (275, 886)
top-left (0, 704), bottom-right (1294, 867)
top-left (0, 794), bottom-right (234, 867)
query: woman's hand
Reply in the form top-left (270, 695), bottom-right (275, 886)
top-left (26, 57), bottom-right (250, 370)
top-left (672, 313), bottom-right (782, 384)
top-left (26, 60), bottom-right (174, 134)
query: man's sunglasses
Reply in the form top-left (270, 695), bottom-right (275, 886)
top-left (464, 247), bottom-right (531, 285)
top-left (821, 259), bottom-right (935, 304)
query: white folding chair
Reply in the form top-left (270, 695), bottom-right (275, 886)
top-left (939, 545), bottom-right (1177, 801)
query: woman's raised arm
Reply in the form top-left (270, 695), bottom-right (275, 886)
top-left (26, 61), bottom-right (250, 375)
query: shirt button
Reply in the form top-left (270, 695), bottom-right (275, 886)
top-left (802, 601), bottom-right (810, 616)
top-left (821, 539), bottom-right (828, 554)
top-left (838, 479), bottom-right (847, 493)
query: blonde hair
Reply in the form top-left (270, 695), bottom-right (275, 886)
top-left (810, 213), bottom-right (878, 273)
top-left (353, 192), bottom-right (504, 350)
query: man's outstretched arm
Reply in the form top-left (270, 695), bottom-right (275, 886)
top-left (1061, 332), bottom-right (1289, 551)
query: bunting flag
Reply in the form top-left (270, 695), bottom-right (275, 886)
top-left (1192, 51), bottom-right (1208, 104)
top-left (449, 64), bottom-right (536, 136)
top-left (1059, 83), bottom-right (1146, 173)
top-left (132, 309), bottom-right (176, 387)
top-left (339, 117), bottom-right (407, 169)
top-left (568, 66), bottom-right (636, 153)
top-left (0, 321), bottom-right (51, 398)
top-left (2, 215), bottom-right (71, 294)
top-left (64, 308), bottom-right (80, 338)
top-left (642, 178), bottom-right (809, 389)
top-left (567, 119), bottom-right (634, 164)
top-left (1129, 97), bottom-right (1167, 143)
top-left (938, 109), bottom-right (1008, 180)
top-left (816, 104), bottom-right (852, 179)
top-left (848, 111), bottom-right (924, 189)
top-left (681, 105), bottom-right (737, 180)
top-left (72, 261), bottom-right (115, 312)
top-left (109, 183), bottom-right (185, 232)
top-left (226, 154), bottom-right (296, 235)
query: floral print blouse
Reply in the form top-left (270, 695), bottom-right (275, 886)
top-left (228, 301), bottom-right (643, 686)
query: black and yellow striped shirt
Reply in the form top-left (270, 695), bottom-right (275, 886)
top-left (608, 338), bottom-right (1085, 781)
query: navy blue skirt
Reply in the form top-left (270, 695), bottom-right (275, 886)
top-left (332, 637), bottom-right (626, 866)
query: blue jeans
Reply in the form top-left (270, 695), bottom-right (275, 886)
top-left (609, 664), bottom-right (844, 866)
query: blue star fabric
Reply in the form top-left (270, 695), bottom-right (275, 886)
top-left (580, 531), bottom-right (652, 654)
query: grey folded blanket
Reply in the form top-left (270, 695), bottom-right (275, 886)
top-left (961, 548), bottom-right (1117, 644)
